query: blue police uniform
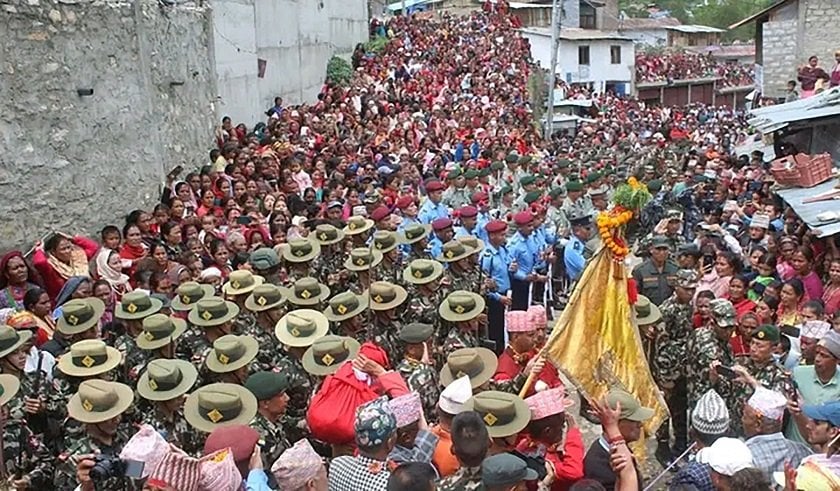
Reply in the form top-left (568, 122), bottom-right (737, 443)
top-left (564, 235), bottom-right (586, 281)
top-left (418, 199), bottom-right (449, 224)
top-left (428, 234), bottom-right (445, 260)
top-left (508, 231), bottom-right (540, 310)
top-left (482, 243), bottom-right (512, 354)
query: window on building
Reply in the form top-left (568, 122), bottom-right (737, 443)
top-left (578, 46), bottom-right (590, 65)
top-left (579, 1), bottom-right (596, 29)
top-left (610, 45), bottom-right (621, 64)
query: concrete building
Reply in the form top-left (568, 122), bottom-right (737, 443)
top-left (522, 27), bottom-right (635, 95)
top-left (617, 17), bottom-right (681, 46)
top-left (730, 0), bottom-right (840, 98)
top-left (687, 44), bottom-right (756, 65)
top-left (212, 0), bottom-right (369, 125)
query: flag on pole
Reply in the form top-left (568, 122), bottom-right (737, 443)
top-left (543, 247), bottom-right (668, 447)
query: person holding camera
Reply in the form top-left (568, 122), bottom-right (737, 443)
top-left (55, 379), bottom-right (138, 491)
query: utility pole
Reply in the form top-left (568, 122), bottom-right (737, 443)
top-left (544, 0), bottom-right (561, 140)
top-left (402, 0), bottom-right (406, 16)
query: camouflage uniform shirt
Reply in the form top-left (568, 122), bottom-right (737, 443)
top-left (54, 425), bottom-right (140, 491)
top-left (396, 358), bottom-right (440, 421)
top-left (654, 296), bottom-right (693, 386)
top-left (251, 413), bottom-right (291, 472)
top-left (142, 407), bottom-right (204, 456)
top-left (1, 413), bottom-right (54, 488)
top-left (437, 465), bottom-right (484, 491)
top-left (112, 333), bottom-right (149, 385)
top-left (276, 354), bottom-right (314, 443)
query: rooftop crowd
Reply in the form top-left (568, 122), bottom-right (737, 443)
top-left (635, 51), bottom-right (755, 88)
top-left (2, 0), bottom-right (840, 490)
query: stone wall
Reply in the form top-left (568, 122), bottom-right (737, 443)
top-left (761, 19), bottom-right (798, 97)
top-left (213, 0), bottom-right (369, 124)
top-left (0, 0), bottom-right (217, 251)
top-left (801, 0), bottom-right (840, 73)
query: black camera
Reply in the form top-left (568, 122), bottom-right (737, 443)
top-left (90, 455), bottom-right (144, 481)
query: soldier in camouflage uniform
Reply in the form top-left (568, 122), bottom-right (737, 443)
top-left (729, 325), bottom-right (795, 437)
top-left (132, 313), bottom-right (188, 380)
top-left (490, 185), bottom-right (516, 233)
top-left (652, 269), bottom-right (698, 460)
top-left (440, 291), bottom-right (485, 355)
top-left (687, 299), bottom-right (737, 432)
top-left (112, 291), bottom-right (163, 385)
top-left (441, 169), bottom-right (471, 209)
top-left (0, 326), bottom-right (55, 438)
top-left (367, 281), bottom-right (409, 366)
top-left (136, 359), bottom-right (203, 455)
top-left (204, 334), bottom-right (259, 384)
top-left (402, 259), bottom-right (447, 348)
top-left (372, 231), bottom-right (404, 286)
top-left (282, 277), bottom-right (331, 313)
top-left (245, 371), bottom-right (292, 476)
top-left (242, 283), bottom-right (288, 371)
top-left (279, 237), bottom-right (322, 283)
top-left (221, 269), bottom-right (263, 339)
top-left (54, 379), bottom-right (140, 491)
top-left (637, 209), bottom-right (686, 259)
top-left (323, 291), bottom-right (370, 346)
top-left (343, 248), bottom-right (383, 295)
top-left (312, 224), bottom-right (348, 292)
top-left (399, 223), bottom-right (433, 263)
top-left (395, 323), bottom-right (440, 422)
top-left (250, 247), bottom-right (283, 286)
top-left (0, 374), bottom-right (55, 489)
top-left (274, 309), bottom-right (329, 443)
top-left (439, 240), bottom-right (483, 297)
top-left (179, 297), bottom-right (241, 384)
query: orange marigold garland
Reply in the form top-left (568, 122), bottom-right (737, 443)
top-left (597, 177), bottom-right (653, 261)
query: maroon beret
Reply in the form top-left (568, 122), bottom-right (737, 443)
top-left (513, 211), bottom-right (533, 226)
top-left (395, 195), bottom-right (415, 210)
top-left (432, 218), bottom-right (453, 231)
top-left (425, 180), bottom-right (445, 192)
top-left (459, 206), bottom-right (478, 219)
top-left (471, 191), bottom-right (489, 204)
top-left (203, 425), bottom-right (259, 463)
top-left (370, 206), bottom-right (391, 222)
top-left (485, 220), bottom-right (507, 233)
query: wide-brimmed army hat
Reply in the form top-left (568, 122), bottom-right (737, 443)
top-left (188, 298), bottom-right (240, 327)
top-left (222, 270), bottom-right (265, 297)
top-left (205, 335), bottom-right (259, 374)
top-left (282, 277), bottom-right (331, 306)
top-left (323, 291), bottom-right (369, 322)
top-left (403, 259), bottom-right (444, 285)
top-left (137, 359), bottom-right (198, 402)
top-left (344, 248), bottom-right (383, 272)
top-left (136, 314), bottom-right (188, 351)
top-left (301, 335), bottom-right (361, 376)
top-left (440, 347), bottom-right (498, 388)
top-left (115, 291), bottom-right (163, 321)
top-left (368, 282), bottom-right (408, 311)
top-left (171, 282), bottom-right (215, 311)
top-left (57, 298), bottom-right (105, 335)
top-left (57, 339), bottom-right (121, 378)
top-left (67, 379), bottom-right (134, 424)
top-left (244, 284), bottom-right (287, 313)
top-left (275, 309), bottom-right (330, 347)
top-left (280, 238), bottom-right (322, 263)
top-left (184, 383), bottom-right (258, 433)
top-left (439, 291), bottom-right (486, 322)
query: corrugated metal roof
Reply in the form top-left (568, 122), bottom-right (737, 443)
top-left (617, 17), bottom-right (681, 30)
top-left (748, 87), bottom-right (840, 133)
top-left (777, 179), bottom-right (840, 237)
top-left (729, 0), bottom-right (794, 29)
top-left (508, 1), bottom-right (551, 9)
top-left (386, 0), bottom-right (442, 11)
top-left (665, 24), bottom-right (725, 33)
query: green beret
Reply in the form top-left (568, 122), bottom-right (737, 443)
top-left (478, 168), bottom-right (491, 178)
top-left (399, 323), bottom-right (434, 344)
top-left (464, 169), bottom-right (479, 180)
top-left (556, 159), bottom-right (570, 169)
top-left (520, 175), bottom-right (536, 186)
top-left (584, 173), bottom-right (599, 184)
top-left (447, 169), bottom-right (462, 179)
top-left (490, 161), bottom-right (504, 171)
top-left (647, 179), bottom-right (663, 193)
top-left (523, 190), bottom-right (542, 204)
top-left (500, 185), bottom-right (514, 195)
top-left (518, 155), bottom-right (533, 165)
top-left (566, 181), bottom-right (583, 192)
top-left (752, 324), bottom-right (780, 343)
top-left (245, 371), bottom-right (289, 401)
top-left (250, 248), bottom-right (279, 270)
top-left (505, 153), bottom-right (519, 164)
top-left (567, 174), bottom-right (581, 182)
top-left (549, 187), bottom-right (566, 199)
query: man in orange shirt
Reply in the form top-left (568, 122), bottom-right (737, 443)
top-left (430, 375), bottom-right (472, 477)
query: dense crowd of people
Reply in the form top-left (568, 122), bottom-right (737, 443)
top-left (635, 51), bottom-right (755, 88)
top-left (2, 1), bottom-right (840, 490)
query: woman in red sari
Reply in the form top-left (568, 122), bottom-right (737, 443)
top-left (32, 232), bottom-right (99, 302)
top-left (726, 275), bottom-right (756, 319)
top-left (822, 258), bottom-right (840, 316)
top-left (119, 223), bottom-right (148, 283)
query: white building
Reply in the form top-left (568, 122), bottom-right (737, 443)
top-left (521, 27), bottom-right (635, 95)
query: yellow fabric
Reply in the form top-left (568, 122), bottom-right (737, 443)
top-left (543, 248), bottom-right (668, 455)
